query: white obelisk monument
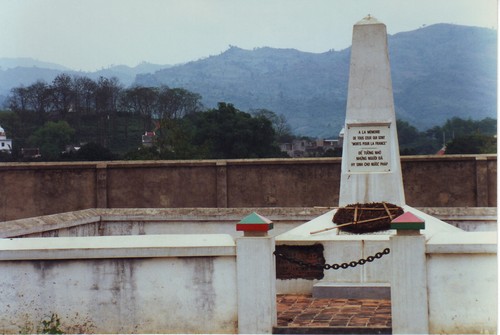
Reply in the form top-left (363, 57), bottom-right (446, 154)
top-left (339, 15), bottom-right (405, 206)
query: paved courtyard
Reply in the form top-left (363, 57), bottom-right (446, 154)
top-left (275, 294), bottom-right (392, 334)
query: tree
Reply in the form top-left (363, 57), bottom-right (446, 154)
top-left (442, 117), bottom-right (476, 138)
top-left (7, 85), bottom-right (49, 148)
top-left (95, 77), bottom-right (121, 114)
top-left (51, 74), bottom-right (74, 119)
top-left (8, 86), bottom-right (29, 113)
top-left (73, 76), bottom-right (97, 115)
top-left (155, 118), bottom-right (208, 159)
top-left (26, 81), bottom-right (52, 123)
top-left (396, 119), bottom-right (440, 155)
top-left (251, 109), bottom-right (293, 143)
top-left (189, 103), bottom-right (282, 159)
top-left (28, 121), bottom-right (75, 160)
top-left (63, 142), bottom-right (116, 161)
top-left (157, 87), bottom-right (203, 120)
top-left (121, 86), bottom-right (159, 131)
top-left (395, 117), bottom-right (497, 155)
top-left (123, 146), bottom-right (161, 160)
top-left (94, 77), bottom-right (122, 147)
top-left (445, 134), bottom-right (497, 154)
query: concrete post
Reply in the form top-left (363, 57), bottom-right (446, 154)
top-left (236, 236), bottom-right (277, 334)
top-left (475, 156), bottom-right (489, 207)
top-left (390, 231), bottom-right (429, 334)
top-left (216, 161), bottom-right (228, 208)
top-left (96, 163), bottom-right (108, 208)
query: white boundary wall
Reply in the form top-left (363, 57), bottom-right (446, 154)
top-left (0, 234), bottom-right (239, 334)
top-left (0, 209), bottom-right (496, 334)
top-left (426, 232), bottom-right (497, 334)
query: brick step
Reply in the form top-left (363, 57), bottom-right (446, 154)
top-left (312, 282), bottom-right (391, 299)
top-left (273, 326), bottom-right (391, 334)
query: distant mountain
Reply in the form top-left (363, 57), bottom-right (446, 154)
top-left (88, 62), bottom-right (172, 85)
top-left (136, 46), bottom-right (351, 136)
top-left (136, 24), bottom-right (497, 137)
top-left (0, 67), bottom-right (63, 104)
top-left (0, 61), bottom-right (171, 102)
top-left (389, 24), bottom-right (497, 131)
top-left (0, 57), bottom-right (71, 71)
top-left (0, 24), bottom-right (496, 137)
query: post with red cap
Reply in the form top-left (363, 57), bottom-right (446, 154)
top-left (236, 212), bottom-right (274, 237)
top-left (236, 212), bottom-right (277, 333)
top-left (390, 211), bottom-right (429, 334)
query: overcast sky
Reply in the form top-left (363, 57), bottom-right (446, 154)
top-left (0, 0), bottom-right (497, 71)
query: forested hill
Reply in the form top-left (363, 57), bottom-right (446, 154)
top-left (136, 24), bottom-right (497, 137)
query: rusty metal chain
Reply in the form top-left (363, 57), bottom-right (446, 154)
top-left (273, 248), bottom-right (390, 270)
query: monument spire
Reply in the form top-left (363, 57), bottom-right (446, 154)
top-left (339, 16), bottom-right (405, 206)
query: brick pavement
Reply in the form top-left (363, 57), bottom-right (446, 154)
top-left (275, 294), bottom-right (392, 334)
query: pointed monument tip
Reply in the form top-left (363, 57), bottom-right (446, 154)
top-left (355, 14), bottom-right (384, 26)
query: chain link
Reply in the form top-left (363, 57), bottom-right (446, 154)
top-left (274, 248), bottom-right (390, 271)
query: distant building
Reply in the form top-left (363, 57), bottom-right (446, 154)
top-left (338, 127), bottom-right (345, 148)
top-left (280, 128), bottom-right (344, 158)
top-left (64, 145), bottom-right (82, 154)
top-left (142, 131), bottom-right (156, 147)
top-left (21, 148), bottom-right (41, 159)
top-left (0, 126), bottom-right (12, 153)
top-left (436, 146), bottom-right (446, 155)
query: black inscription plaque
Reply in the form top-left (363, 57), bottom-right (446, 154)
top-left (275, 244), bottom-right (325, 280)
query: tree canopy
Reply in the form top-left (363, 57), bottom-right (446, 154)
top-left (0, 72), bottom-right (496, 161)
top-left (142, 102), bottom-right (285, 160)
top-left (28, 121), bottom-right (75, 160)
top-left (446, 134), bottom-right (497, 154)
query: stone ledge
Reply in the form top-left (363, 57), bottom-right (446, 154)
top-left (312, 282), bottom-right (391, 299)
top-left (0, 209), bottom-right (102, 238)
top-left (426, 231), bottom-right (497, 254)
top-left (0, 207), bottom-right (329, 238)
top-left (0, 154), bottom-right (494, 170)
top-left (0, 234), bottom-right (236, 260)
top-left (1, 207), bottom-right (496, 239)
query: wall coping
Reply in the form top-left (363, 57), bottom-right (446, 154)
top-left (417, 207), bottom-right (497, 219)
top-left (0, 207), bottom-right (496, 239)
top-left (0, 209), bottom-right (102, 238)
top-left (0, 207), bottom-right (330, 238)
top-left (426, 231), bottom-right (497, 254)
top-left (0, 154), bottom-right (495, 170)
top-left (0, 234), bottom-right (236, 260)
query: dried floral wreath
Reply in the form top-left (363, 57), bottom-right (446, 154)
top-left (332, 202), bottom-right (404, 233)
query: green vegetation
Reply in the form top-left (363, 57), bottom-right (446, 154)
top-left (397, 117), bottom-right (497, 155)
top-left (446, 134), bottom-right (497, 154)
top-left (19, 313), bottom-right (64, 334)
top-left (28, 121), bottom-right (75, 160)
top-left (126, 103), bottom-right (285, 160)
top-left (0, 72), bottom-right (495, 162)
top-left (40, 314), bottom-right (64, 334)
top-left (0, 75), bottom-right (288, 161)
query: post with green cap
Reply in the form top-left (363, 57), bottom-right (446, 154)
top-left (236, 212), bottom-right (277, 334)
top-left (390, 212), bottom-right (429, 334)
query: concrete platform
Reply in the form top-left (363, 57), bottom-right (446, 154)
top-left (312, 282), bottom-right (390, 299)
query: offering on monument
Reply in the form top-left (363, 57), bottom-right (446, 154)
top-left (333, 202), bottom-right (404, 233)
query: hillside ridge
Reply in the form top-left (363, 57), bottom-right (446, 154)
top-left (1, 23), bottom-right (496, 137)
